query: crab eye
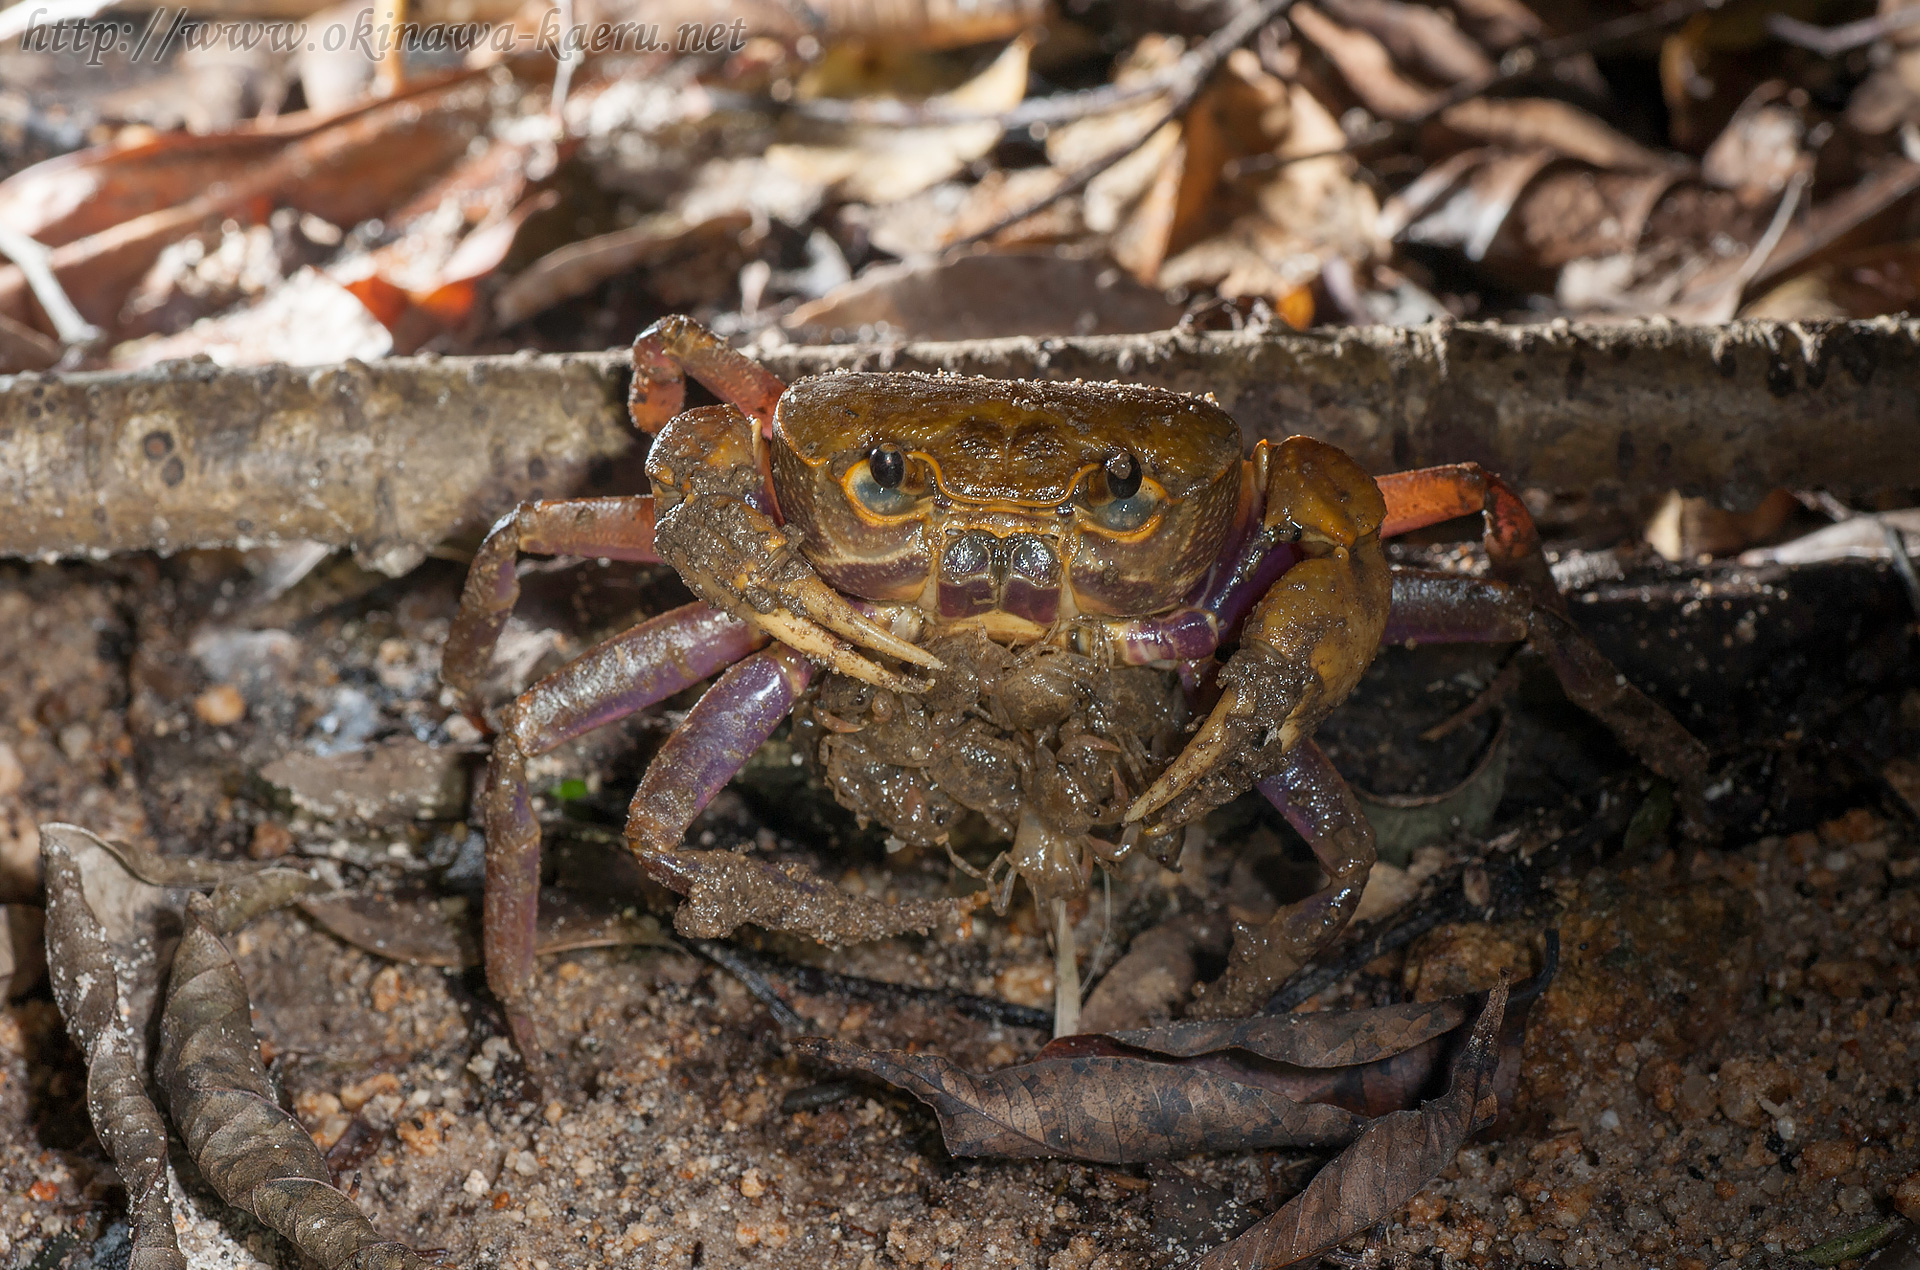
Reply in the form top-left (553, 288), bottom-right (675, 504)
top-left (848, 447), bottom-right (922, 517)
top-left (869, 445), bottom-right (906, 489)
top-left (1085, 452), bottom-right (1157, 532)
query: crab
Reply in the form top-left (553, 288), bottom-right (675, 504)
top-left (443, 315), bottom-right (1708, 1086)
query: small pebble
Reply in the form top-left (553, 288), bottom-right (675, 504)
top-left (0, 742), bottom-right (21, 797)
top-left (1894, 1172), bottom-right (1920, 1220)
top-left (194, 683), bottom-right (247, 726)
top-left (248, 821), bottom-right (294, 859)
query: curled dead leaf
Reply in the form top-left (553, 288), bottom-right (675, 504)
top-left (796, 1038), bottom-right (1366, 1162)
top-left (159, 895), bottom-right (434, 1270)
top-left (1191, 984), bottom-right (1506, 1269)
top-left (41, 827), bottom-right (185, 1270)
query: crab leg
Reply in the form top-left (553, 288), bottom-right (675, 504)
top-left (1189, 741), bottom-right (1376, 1018)
top-left (1127, 438), bottom-right (1392, 827)
top-left (444, 496), bottom-right (661, 718)
top-left (630, 314), bottom-right (789, 435)
top-left (623, 645), bottom-right (979, 945)
top-left (1375, 463), bottom-right (1560, 610)
top-left (480, 602), bottom-right (766, 1087)
top-left (625, 644), bottom-right (815, 866)
top-left (1385, 567), bottom-right (1712, 832)
top-left (1377, 464), bottom-right (1712, 833)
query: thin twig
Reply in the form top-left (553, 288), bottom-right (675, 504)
top-left (710, 940), bottom-right (1054, 1031)
top-left (0, 225), bottom-right (102, 348)
top-left (1768, 8), bottom-right (1920, 57)
top-left (942, 0), bottom-right (1299, 252)
top-left (684, 938), bottom-right (810, 1034)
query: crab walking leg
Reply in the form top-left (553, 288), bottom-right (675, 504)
top-left (444, 496), bottom-right (661, 716)
top-left (629, 314), bottom-right (788, 435)
top-left (1382, 569), bottom-right (1531, 646)
top-left (625, 645), bottom-right (983, 945)
top-left (480, 603), bottom-right (766, 1085)
top-left (1386, 567), bottom-right (1713, 833)
top-left (1377, 462), bottom-right (1712, 830)
top-left (1375, 464), bottom-right (1562, 610)
top-left (1190, 741), bottom-right (1377, 1018)
top-left (625, 645), bottom-right (815, 867)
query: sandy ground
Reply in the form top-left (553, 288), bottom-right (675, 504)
top-left (0, 537), bottom-right (1916, 1270)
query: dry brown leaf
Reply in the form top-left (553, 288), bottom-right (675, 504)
top-left (1701, 83), bottom-right (1809, 204)
top-left (797, 1039), bottom-right (1367, 1162)
top-left (784, 250), bottom-right (1180, 340)
top-left (767, 34), bottom-right (1033, 204)
top-left (1435, 97), bottom-right (1678, 173)
top-left (1193, 984), bottom-right (1506, 1269)
top-left (1102, 996), bottom-right (1474, 1066)
top-left (1644, 488), bottom-right (1801, 562)
top-left (110, 267), bottom-right (394, 368)
top-left (0, 73), bottom-right (490, 338)
top-left (1291, 2), bottom-right (1441, 122)
top-left (1444, 0), bottom-right (1541, 51)
top-left (1320, 0), bottom-right (1494, 86)
top-left (42, 830), bottom-right (184, 1270)
top-left (1110, 84), bottom-right (1228, 283)
top-left (336, 138), bottom-right (559, 351)
top-left (160, 895), bottom-right (434, 1270)
top-left (495, 210), bottom-right (751, 328)
top-left (1489, 166), bottom-right (1678, 272)
top-left (1391, 148), bottom-right (1557, 264)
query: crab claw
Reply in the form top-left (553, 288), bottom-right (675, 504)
top-left (1128, 519), bottom-right (1392, 829)
top-left (657, 493), bottom-right (942, 694)
top-left (1126, 645), bottom-right (1309, 826)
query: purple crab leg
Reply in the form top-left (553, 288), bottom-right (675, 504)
top-left (507, 603), bottom-right (766, 755)
top-left (444, 496), bottom-right (661, 716)
top-left (1192, 740), bottom-right (1376, 1018)
top-left (1381, 568), bottom-right (1530, 646)
top-left (1383, 567), bottom-right (1709, 827)
top-left (1105, 538), bottom-right (1306, 664)
top-left (625, 643), bottom-right (815, 882)
top-left (480, 601), bottom-right (764, 1088)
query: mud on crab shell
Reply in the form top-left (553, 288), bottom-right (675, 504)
top-left (442, 314), bottom-right (1709, 1083)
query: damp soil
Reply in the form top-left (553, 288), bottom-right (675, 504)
top-left (0, 535), bottom-right (1916, 1270)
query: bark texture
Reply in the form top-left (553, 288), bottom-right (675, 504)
top-left (4, 320), bottom-right (1915, 572)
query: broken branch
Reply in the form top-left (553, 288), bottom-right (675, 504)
top-left (3, 320), bottom-right (1915, 573)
